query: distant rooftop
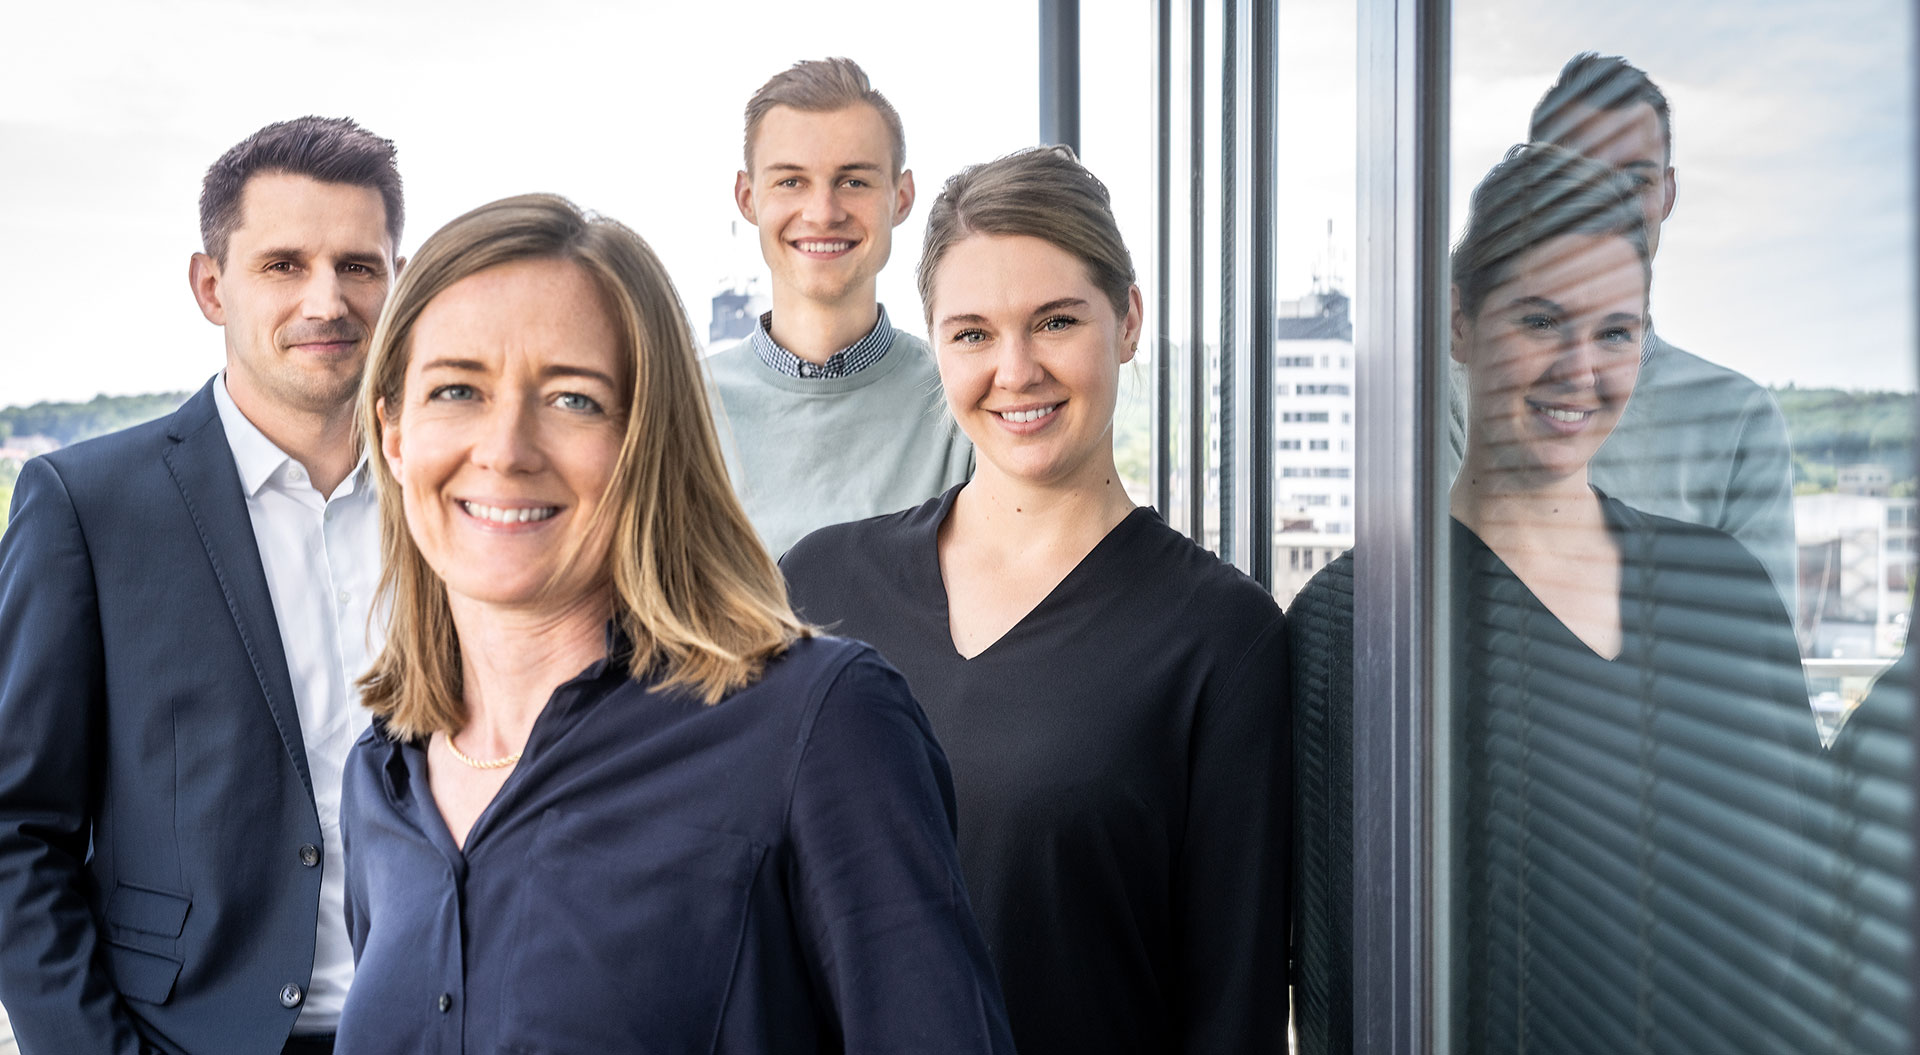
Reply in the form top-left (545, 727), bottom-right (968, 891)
top-left (1276, 289), bottom-right (1352, 342)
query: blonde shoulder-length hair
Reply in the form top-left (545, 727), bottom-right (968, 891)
top-left (357, 193), bottom-right (810, 740)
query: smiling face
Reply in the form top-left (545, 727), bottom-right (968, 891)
top-left (734, 103), bottom-right (914, 311)
top-left (1453, 232), bottom-right (1647, 485)
top-left (380, 256), bottom-right (629, 617)
top-left (931, 234), bottom-right (1141, 489)
top-left (190, 172), bottom-right (396, 423)
top-left (1556, 101), bottom-right (1676, 259)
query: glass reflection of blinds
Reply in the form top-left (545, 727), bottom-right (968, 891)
top-left (1803, 656), bottom-right (1914, 1053)
top-left (1287, 552), bottom-right (1355, 1055)
top-left (1451, 508), bottom-right (1894, 1054)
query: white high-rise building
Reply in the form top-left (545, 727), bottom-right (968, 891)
top-left (1273, 289), bottom-right (1356, 599)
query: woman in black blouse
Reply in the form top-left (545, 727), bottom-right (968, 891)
top-left (782, 147), bottom-right (1290, 1054)
top-left (1443, 145), bottom-right (1816, 1051)
top-left (335, 194), bottom-right (1013, 1054)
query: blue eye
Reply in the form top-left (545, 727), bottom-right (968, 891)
top-left (1520, 313), bottom-right (1557, 332)
top-left (951, 329), bottom-right (989, 346)
top-left (1039, 315), bottom-right (1079, 332)
top-left (428, 384), bottom-right (475, 402)
top-left (554, 392), bottom-right (602, 413)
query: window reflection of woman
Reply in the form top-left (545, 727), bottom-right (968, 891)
top-left (1448, 145), bottom-right (1816, 1053)
top-left (781, 147), bottom-right (1290, 1054)
top-left (336, 195), bottom-right (1014, 1054)
top-left (1451, 145), bottom-right (1651, 657)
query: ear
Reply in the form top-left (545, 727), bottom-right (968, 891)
top-left (734, 170), bottom-right (757, 225)
top-left (1118, 284), bottom-right (1144, 364)
top-left (189, 252), bottom-right (226, 326)
top-left (393, 254), bottom-right (408, 280)
top-left (1659, 166), bottom-right (1677, 222)
top-left (1449, 284), bottom-right (1471, 364)
top-left (377, 397), bottom-right (403, 481)
top-left (892, 169), bottom-right (916, 226)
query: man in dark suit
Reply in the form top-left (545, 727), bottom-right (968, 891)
top-left (0, 116), bottom-right (404, 1055)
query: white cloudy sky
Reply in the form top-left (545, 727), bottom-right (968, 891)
top-left (0, 0), bottom-right (1911, 406)
top-left (0, 0), bottom-right (1048, 406)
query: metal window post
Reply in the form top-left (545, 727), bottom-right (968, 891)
top-left (1354, 0), bottom-right (1449, 1051)
top-left (1039, 0), bottom-right (1080, 151)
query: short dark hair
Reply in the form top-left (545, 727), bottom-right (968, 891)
top-left (1451, 143), bottom-right (1650, 318)
top-left (1529, 52), bottom-right (1672, 162)
top-left (743, 57), bottom-right (906, 175)
top-left (199, 116), bottom-right (403, 263)
top-left (917, 145), bottom-right (1135, 324)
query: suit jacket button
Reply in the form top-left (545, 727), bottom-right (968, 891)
top-left (299, 844), bottom-right (321, 867)
top-left (438, 993), bottom-right (453, 1013)
top-left (280, 983), bottom-right (304, 1008)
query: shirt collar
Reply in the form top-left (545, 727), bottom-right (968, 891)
top-left (213, 371), bottom-right (369, 497)
top-left (747, 304), bottom-right (895, 379)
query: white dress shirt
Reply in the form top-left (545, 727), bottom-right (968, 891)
top-left (213, 376), bottom-right (380, 1034)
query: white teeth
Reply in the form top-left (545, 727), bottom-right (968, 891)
top-left (1537, 406), bottom-right (1593, 423)
top-left (461, 501), bottom-right (558, 524)
top-left (997, 405), bottom-right (1059, 424)
top-left (795, 240), bottom-right (853, 253)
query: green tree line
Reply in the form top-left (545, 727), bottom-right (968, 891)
top-left (1, 392), bottom-right (192, 448)
top-left (1772, 386), bottom-right (1919, 494)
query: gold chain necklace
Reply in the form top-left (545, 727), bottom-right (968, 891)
top-left (442, 730), bottom-right (521, 770)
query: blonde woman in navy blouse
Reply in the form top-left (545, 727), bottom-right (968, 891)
top-left (335, 194), bottom-right (1013, 1054)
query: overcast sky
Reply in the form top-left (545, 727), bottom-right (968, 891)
top-left (0, 0), bottom-right (1046, 406)
top-left (0, 0), bottom-right (1911, 407)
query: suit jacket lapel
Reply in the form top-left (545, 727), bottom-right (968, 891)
top-left (161, 380), bottom-right (314, 800)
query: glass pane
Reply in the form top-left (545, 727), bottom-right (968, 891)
top-left (1083, 4), bottom-right (1159, 510)
top-left (1441, 6), bottom-right (1915, 1052)
top-left (1269, 0), bottom-right (1358, 606)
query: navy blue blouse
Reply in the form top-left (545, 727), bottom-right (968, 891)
top-left (337, 635), bottom-right (1014, 1054)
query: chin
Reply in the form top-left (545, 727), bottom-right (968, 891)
top-left (440, 571), bottom-right (551, 611)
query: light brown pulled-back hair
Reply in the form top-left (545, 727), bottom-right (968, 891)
top-left (1451, 143), bottom-right (1650, 318)
top-left (916, 144), bottom-right (1135, 324)
top-left (743, 57), bottom-right (906, 174)
top-left (358, 193), bottom-right (809, 739)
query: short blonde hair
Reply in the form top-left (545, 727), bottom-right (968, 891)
top-left (358, 193), bottom-right (809, 739)
top-left (743, 57), bottom-right (905, 174)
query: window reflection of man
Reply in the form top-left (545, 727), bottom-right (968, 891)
top-left (1532, 53), bottom-right (1799, 612)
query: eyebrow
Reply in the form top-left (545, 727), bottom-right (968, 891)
top-left (762, 162), bottom-right (886, 175)
top-left (416, 359), bottom-right (620, 388)
top-left (938, 297), bottom-right (1093, 330)
top-left (248, 247), bottom-right (389, 268)
top-left (1031, 297), bottom-right (1090, 315)
top-left (1500, 297), bottom-right (1645, 325)
top-left (1502, 295), bottom-right (1566, 315)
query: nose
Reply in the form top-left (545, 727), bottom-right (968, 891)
top-left (1544, 332), bottom-right (1604, 389)
top-left (992, 333), bottom-right (1050, 392)
top-left (299, 267), bottom-right (349, 320)
top-left (800, 183), bottom-right (848, 227)
top-left (471, 395), bottom-right (545, 475)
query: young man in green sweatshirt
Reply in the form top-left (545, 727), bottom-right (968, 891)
top-left (709, 57), bottom-right (972, 558)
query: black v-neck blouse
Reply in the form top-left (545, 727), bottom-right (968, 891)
top-left (1449, 495), bottom-right (1821, 1053)
top-left (782, 485), bottom-right (1292, 1055)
